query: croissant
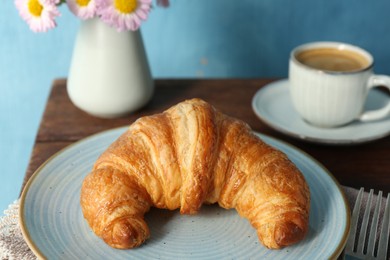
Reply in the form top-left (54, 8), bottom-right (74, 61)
top-left (80, 98), bottom-right (310, 250)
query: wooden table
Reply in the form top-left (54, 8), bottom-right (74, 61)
top-left (22, 78), bottom-right (390, 194)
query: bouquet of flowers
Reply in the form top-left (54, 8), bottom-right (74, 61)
top-left (15, 0), bottom-right (169, 33)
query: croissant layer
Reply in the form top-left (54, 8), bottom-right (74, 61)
top-left (80, 98), bottom-right (310, 249)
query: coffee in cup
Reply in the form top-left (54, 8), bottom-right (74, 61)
top-left (289, 42), bottom-right (390, 127)
top-left (295, 47), bottom-right (369, 72)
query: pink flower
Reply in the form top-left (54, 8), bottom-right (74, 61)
top-left (15, 0), bottom-right (60, 32)
top-left (67, 0), bottom-right (97, 20)
top-left (96, 0), bottom-right (152, 31)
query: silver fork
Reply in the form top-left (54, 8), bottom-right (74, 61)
top-left (344, 188), bottom-right (390, 260)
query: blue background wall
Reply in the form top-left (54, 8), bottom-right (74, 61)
top-left (1, 0), bottom-right (390, 213)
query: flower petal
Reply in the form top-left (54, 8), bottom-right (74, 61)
top-left (67, 0), bottom-right (97, 20)
top-left (97, 0), bottom-right (151, 31)
top-left (15, 0), bottom-right (60, 32)
top-left (135, 8), bottom-right (147, 20)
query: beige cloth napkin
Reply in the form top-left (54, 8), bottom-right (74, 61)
top-left (0, 186), bottom-right (387, 260)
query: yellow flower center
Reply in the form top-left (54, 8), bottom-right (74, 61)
top-left (114, 0), bottom-right (138, 14)
top-left (28, 0), bottom-right (43, 17)
top-left (76, 0), bottom-right (90, 7)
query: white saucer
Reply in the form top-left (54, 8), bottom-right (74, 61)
top-left (252, 79), bottom-right (390, 145)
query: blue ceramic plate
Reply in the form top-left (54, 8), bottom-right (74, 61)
top-left (20, 127), bottom-right (350, 259)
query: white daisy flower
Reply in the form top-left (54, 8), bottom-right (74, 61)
top-left (15, 0), bottom-right (60, 32)
top-left (96, 0), bottom-right (152, 31)
top-left (67, 0), bottom-right (97, 20)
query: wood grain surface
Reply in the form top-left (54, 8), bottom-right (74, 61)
top-left (22, 79), bottom-right (390, 193)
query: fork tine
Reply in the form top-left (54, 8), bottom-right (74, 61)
top-left (377, 193), bottom-right (390, 259)
top-left (356, 189), bottom-right (374, 254)
top-left (366, 191), bottom-right (382, 257)
top-left (345, 187), bottom-right (364, 252)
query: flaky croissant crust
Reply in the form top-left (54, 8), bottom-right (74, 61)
top-left (80, 98), bottom-right (310, 250)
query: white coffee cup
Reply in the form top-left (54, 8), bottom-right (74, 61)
top-left (289, 41), bottom-right (390, 128)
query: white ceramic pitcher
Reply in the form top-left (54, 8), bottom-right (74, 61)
top-left (67, 18), bottom-right (154, 118)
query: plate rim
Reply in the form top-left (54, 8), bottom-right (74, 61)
top-left (251, 78), bottom-right (390, 145)
top-left (19, 126), bottom-right (350, 259)
top-left (19, 127), bottom-right (129, 259)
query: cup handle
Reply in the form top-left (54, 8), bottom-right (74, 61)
top-left (359, 75), bottom-right (390, 121)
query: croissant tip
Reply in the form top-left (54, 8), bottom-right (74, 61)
top-left (103, 217), bottom-right (150, 249)
top-left (274, 221), bottom-right (307, 248)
